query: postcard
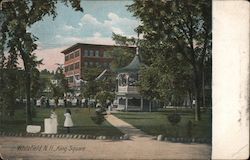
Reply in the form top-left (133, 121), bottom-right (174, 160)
top-left (0, 0), bottom-right (248, 159)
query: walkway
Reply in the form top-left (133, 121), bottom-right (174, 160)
top-left (105, 114), bottom-right (153, 141)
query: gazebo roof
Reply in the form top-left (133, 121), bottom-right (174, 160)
top-left (115, 54), bottom-right (143, 73)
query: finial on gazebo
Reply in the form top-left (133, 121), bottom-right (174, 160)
top-left (136, 27), bottom-right (140, 56)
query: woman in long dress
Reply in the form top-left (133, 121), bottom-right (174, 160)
top-left (64, 109), bottom-right (73, 133)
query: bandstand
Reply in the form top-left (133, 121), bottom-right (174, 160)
top-left (115, 48), bottom-right (152, 111)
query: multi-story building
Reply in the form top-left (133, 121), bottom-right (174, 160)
top-left (61, 43), bottom-right (135, 90)
top-left (61, 43), bottom-right (113, 89)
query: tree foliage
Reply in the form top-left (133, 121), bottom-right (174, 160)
top-left (82, 66), bottom-right (116, 106)
top-left (0, 0), bottom-right (83, 124)
top-left (103, 33), bottom-right (136, 70)
top-left (82, 67), bottom-right (103, 99)
top-left (104, 47), bottom-right (134, 69)
top-left (128, 0), bottom-right (212, 120)
top-left (54, 66), bottom-right (69, 95)
top-left (0, 53), bottom-right (42, 119)
top-left (95, 91), bottom-right (114, 108)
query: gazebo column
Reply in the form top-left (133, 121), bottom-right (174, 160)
top-left (140, 97), bottom-right (143, 111)
top-left (149, 101), bottom-right (152, 112)
top-left (125, 97), bottom-right (128, 111)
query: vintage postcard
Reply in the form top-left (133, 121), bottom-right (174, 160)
top-left (0, 0), bottom-right (248, 159)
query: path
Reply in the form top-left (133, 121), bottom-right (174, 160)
top-left (0, 137), bottom-right (211, 160)
top-left (105, 114), bottom-right (153, 141)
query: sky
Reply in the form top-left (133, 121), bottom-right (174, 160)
top-left (29, 0), bottom-right (140, 71)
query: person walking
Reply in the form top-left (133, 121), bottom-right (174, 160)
top-left (64, 109), bottom-right (73, 133)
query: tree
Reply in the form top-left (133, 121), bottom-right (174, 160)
top-left (138, 51), bottom-right (193, 107)
top-left (0, 0), bottom-right (83, 124)
top-left (104, 33), bottom-right (135, 69)
top-left (82, 67), bottom-right (103, 99)
top-left (104, 47), bottom-right (134, 69)
top-left (111, 32), bottom-right (136, 46)
top-left (95, 91), bottom-right (114, 108)
top-left (128, 0), bottom-right (212, 121)
top-left (54, 66), bottom-right (69, 94)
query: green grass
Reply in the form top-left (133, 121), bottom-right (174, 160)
top-left (0, 107), bottom-right (123, 136)
top-left (113, 109), bottom-right (212, 139)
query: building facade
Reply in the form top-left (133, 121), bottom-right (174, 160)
top-left (61, 43), bottom-right (135, 91)
top-left (61, 43), bottom-right (116, 89)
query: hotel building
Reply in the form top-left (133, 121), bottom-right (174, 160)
top-left (61, 43), bottom-right (135, 90)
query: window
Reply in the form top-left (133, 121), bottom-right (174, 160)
top-left (75, 62), bottom-right (80, 69)
top-left (70, 53), bottom-right (74, 59)
top-left (84, 50), bottom-right (88, 56)
top-left (89, 61), bottom-right (93, 66)
top-left (95, 62), bottom-right (99, 66)
top-left (95, 50), bottom-right (99, 57)
top-left (65, 55), bottom-right (69, 61)
top-left (89, 50), bottom-right (94, 57)
top-left (65, 66), bottom-right (68, 72)
top-left (69, 64), bottom-right (74, 70)
top-left (74, 50), bottom-right (80, 57)
top-left (103, 51), bottom-right (108, 57)
top-left (84, 61), bottom-right (88, 66)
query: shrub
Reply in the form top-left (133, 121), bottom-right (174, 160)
top-left (91, 107), bottom-right (106, 125)
top-left (186, 120), bottom-right (193, 138)
top-left (167, 111), bottom-right (181, 137)
top-left (167, 112), bottom-right (181, 126)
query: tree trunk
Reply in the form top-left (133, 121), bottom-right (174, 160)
top-left (194, 86), bottom-right (202, 121)
top-left (188, 89), bottom-right (193, 109)
top-left (18, 43), bottom-right (33, 125)
top-left (25, 70), bottom-right (32, 124)
top-left (202, 67), bottom-right (206, 108)
top-left (194, 67), bottom-right (203, 121)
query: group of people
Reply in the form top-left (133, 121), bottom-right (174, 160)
top-left (35, 97), bottom-right (94, 108)
top-left (50, 108), bottom-right (73, 133)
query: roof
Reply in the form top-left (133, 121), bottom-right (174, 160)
top-left (115, 54), bottom-right (144, 73)
top-left (61, 43), bottom-right (136, 54)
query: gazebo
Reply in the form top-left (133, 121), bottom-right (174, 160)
top-left (115, 48), bottom-right (151, 111)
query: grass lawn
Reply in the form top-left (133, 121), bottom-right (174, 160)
top-left (113, 109), bottom-right (212, 139)
top-left (0, 107), bottom-right (123, 136)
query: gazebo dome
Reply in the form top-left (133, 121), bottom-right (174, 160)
top-left (116, 54), bottom-right (143, 73)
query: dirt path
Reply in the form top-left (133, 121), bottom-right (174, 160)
top-left (0, 137), bottom-right (211, 160)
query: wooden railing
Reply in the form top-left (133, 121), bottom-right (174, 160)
top-left (118, 86), bottom-right (139, 94)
